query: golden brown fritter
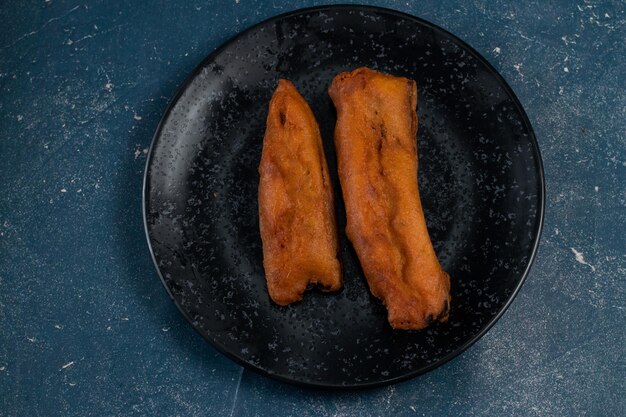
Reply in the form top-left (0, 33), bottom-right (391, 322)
top-left (258, 79), bottom-right (342, 305)
top-left (329, 67), bottom-right (450, 329)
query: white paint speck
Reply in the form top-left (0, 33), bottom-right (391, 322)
top-left (594, 186), bottom-right (599, 192)
top-left (409, 405), bottom-right (417, 412)
top-left (143, 148), bottom-right (148, 154)
top-left (564, 67), bottom-right (569, 72)
top-left (69, 382), bottom-right (77, 386)
top-left (134, 149), bottom-right (142, 159)
top-left (16, 115), bottom-right (23, 121)
top-left (54, 324), bottom-right (63, 329)
top-left (162, 326), bottom-right (170, 332)
top-left (513, 63), bottom-right (524, 79)
top-left (571, 248), bottom-right (596, 272)
top-left (133, 113), bottom-right (142, 121)
top-left (104, 82), bottom-right (113, 92)
top-left (493, 47), bottom-right (501, 55)
top-left (559, 86), bottom-right (564, 95)
top-left (76, 188), bottom-right (82, 193)
top-left (561, 35), bottom-right (577, 45)
top-left (121, 317), bottom-right (129, 321)
top-left (0, 366), bottom-right (5, 372)
top-left (555, 228), bottom-right (559, 235)
top-left (60, 188), bottom-right (67, 193)
top-left (106, 326), bottom-right (112, 331)
top-left (27, 336), bottom-right (36, 342)
top-left (61, 361), bottom-right (75, 370)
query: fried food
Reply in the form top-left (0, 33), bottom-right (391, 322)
top-left (258, 79), bottom-right (342, 305)
top-left (329, 67), bottom-right (450, 329)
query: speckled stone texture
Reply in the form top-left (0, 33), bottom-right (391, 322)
top-left (0, 1), bottom-right (624, 416)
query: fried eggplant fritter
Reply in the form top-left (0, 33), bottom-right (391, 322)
top-left (329, 68), bottom-right (450, 329)
top-left (259, 80), bottom-right (342, 305)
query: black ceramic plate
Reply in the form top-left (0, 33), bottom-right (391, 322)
top-left (143, 5), bottom-right (544, 388)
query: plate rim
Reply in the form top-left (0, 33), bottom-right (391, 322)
top-left (142, 4), bottom-right (546, 389)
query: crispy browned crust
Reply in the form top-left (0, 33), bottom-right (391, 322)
top-left (258, 79), bottom-right (342, 305)
top-left (329, 67), bottom-right (450, 329)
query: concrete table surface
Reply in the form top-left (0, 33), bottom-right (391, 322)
top-left (1, 1), bottom-right (624, 416)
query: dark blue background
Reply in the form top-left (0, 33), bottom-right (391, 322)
top-left (1, 1), bottom-right (624, 416)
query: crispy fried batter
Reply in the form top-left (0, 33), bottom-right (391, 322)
top-left (259, 80), bottom-right (342, 305)
top-left (329, 68), bottom-right (450, 329)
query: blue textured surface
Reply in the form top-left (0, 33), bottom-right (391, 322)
top-left (1, 1), bottom-right (624, 416)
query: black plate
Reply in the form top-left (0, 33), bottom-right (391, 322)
top-left (143, 5), bottom-right (544, 388)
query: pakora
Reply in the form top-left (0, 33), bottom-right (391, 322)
top-left (329, 68), bottom-right (450, 329)
top-left (259, 80), bottom-right (342, 305)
